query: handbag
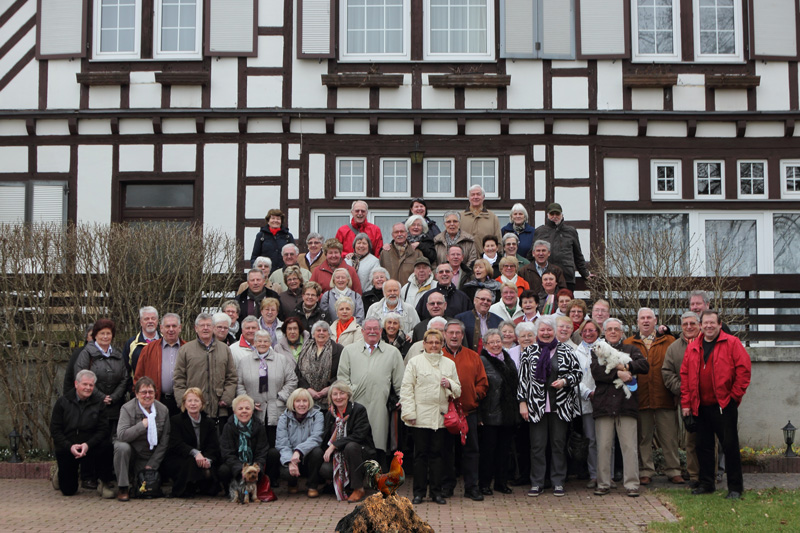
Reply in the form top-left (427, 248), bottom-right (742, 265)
top-left (683, 413), bottom-right (698, 433)
top-left (135, 469), bottom-right (163, 498)
top-left (444, 398), bottom-right (469, 445)
top-left (257, 474), bottom-right (277, 502)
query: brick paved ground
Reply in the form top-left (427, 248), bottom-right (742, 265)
top-left (1, 474), bottom-right (796, 532)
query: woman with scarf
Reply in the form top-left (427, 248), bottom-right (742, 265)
top-left (320, 268), bottom-right (365, 325)
top-left (489, 282), bottom-right (524, 322)
top-left (292, 281), bottom-right (330, 333)
top-left (328, 297), bottom-right (364, 348)
top-left (258, 297), bottom-right (283, 346)
top-left (402, 215), bottom-right (437, 265)
top-left (345, 233), bottom-right (381, 293)
top-left (320, 380), bottom-right (375, 502)
top-left (275, 388), bottom-right (325, 498)
top-left (219, 394), bottom-right (272, 500)
top-left (433, 211), bottom-right (478, 267)
top-left (566, 299), bottom-right (589, 344)
top-left (501, 203), bottom-right (536, 260)
top-left (462, 258), bottom-right (502, 302)
top-left (574, 319), bottom-right (601, 489)
top-left (478, 329), bottom-right (519, 496)
top-left (517, 315), bottom-right (581, 498)
top-left (381, 312), bottom-right (412, 358)
top-left (409, 198), bottom-right (442, 240)
top-left (295, 321), bottom-right (343, 411)
top-left (495, 256), bottom-right (530, 297)
top-left (275, 317), bottom-right (309, 361)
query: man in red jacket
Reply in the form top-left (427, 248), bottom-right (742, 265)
top-left (335, 200), bottom-right (384, 257)
top-left (680, 310), bottom-right (751, 500)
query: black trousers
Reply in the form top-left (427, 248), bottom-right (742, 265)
top-left (319, 442), bottom-right (368, 490)
top-left (162, 455), bottom-right (220, 497)
top-left (442, 411), bottom-right (479, 492)
top-left (55, 441), bottom-right (114, 496)
top-left (478, 425), bottom-right (514, 489)
top-left (412, 427), bottom-right (446, 499)
top-left (160, 394), bottom-right (181, 418)
top-left (512, 422), bottom-right (530, 481)
top-left (279, 446), bottom-right (324, 489)
top-left (697, 403), bottom-right (743, 493)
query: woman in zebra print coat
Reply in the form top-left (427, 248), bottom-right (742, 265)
top-left (517, 315), bottom-right (582, 497)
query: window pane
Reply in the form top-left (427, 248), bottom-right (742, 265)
top-left (773, 213), bottom-right (800, 274)
top-left (429, 0), bottom-right (486, 54)
top-left (315, 214), bottom-right (350, 238)
top-left (704, 219), bottom-right (756, 276)
top-left (606, 213), bottom-right (690, 274)
top-left (346, 0), bottom-right (403, 55)
top-left (785, 166), bottom-right (800, 192)
top-left (125, 184), bottom-right (194, 208)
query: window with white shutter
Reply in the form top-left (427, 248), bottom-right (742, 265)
top-left (0, 182), bottom-right (67, 226)
top-left (500, 0), bottom-right (537, 58)
top-left (751, 0), bottom-right (798, 59)
top-left (37, 0), bottom-right (87, 59)
top-left (578, 0), bottom-right (628, 59)
top-left (298, 0), bottom-right (335, 58)
top-left (500, 0), bottom-right (574, 59)
top-left (541, 0), bottom-right (574, 59)
top-left (206, 0), bottom-right (256, 56)
top-left (32, 184), bottom-right (68, 224)
top-left (0, 184), bottom-right (27, 225)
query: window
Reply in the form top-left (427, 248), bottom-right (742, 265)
top-left (468, 158), bottom-right (498, 198)
top-left (121, 182), bottom-right (195, 221)
top-left (336, 158), bottom-right (367, 197)
top-left (425, 0), bottom-right (494, 61)
top-left (95, 0), bottom-right (141, 59)
top-left (340, 0), bottom-right (410, 61)
top-left (737, 161), bottom-right (767, 199)
top-left (693, 0), bottom-right (743, 62)
top-left (606, 213), bottom-right (690, 274)
top-left (0, 182), bottom-right (67, 226)
top-left (651, 160), bottom-right (682, 199)
top-left (632, 0), bottom-right (681, 62)
top-left (154, 0), bottom-right (202, 58)
top-left (695, 161), bottom-right (725, 199)
top-left (500, 0), bottom-right (574, 59)
top-left (424, 159), bottom-right (454, 197)
top-left (781, 161), bottom-right (800, 198)
top-left (380, 159), bottom-right (410, 197)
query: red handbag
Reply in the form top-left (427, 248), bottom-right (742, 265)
top-left (257, 474), bottom-right (277, 502)
top-left (443, 398), bottom-right (469, 445)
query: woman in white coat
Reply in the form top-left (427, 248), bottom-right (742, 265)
top-left (329, 297), bottom-right (364, 348)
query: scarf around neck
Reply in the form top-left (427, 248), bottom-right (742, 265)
top-left (138, 402), bottom-right (158, 450)
top-left (235, 417), bottom-right (254, 464)
top-left (534, 338), bottom-right (558, 384)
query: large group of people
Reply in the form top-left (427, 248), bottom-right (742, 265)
top-left (51, 191), bottom-right (752, 506)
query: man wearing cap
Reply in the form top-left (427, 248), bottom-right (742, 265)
top-left (380, 222), bottom-right (423, 284)
top-left (534, 203), bottom-right (591, 292)
top-left (401, 257), bottom-right (438, 307)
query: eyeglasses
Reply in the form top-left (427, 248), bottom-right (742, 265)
top-left (502, 264), bottom-right (516, 269)
top-left (138, 390), bottom-right (155, 396)
top-left (428, 302), bottom-right (444, 306)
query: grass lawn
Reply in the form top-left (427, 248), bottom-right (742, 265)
top-left (651, 488), bottom-right (800, 531)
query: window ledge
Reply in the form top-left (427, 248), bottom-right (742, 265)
top-left (427, 74), bottom-right (511, 89)
top-left (321, 74), bottom-right (404, 88)
top-left (705, 74), bottom-right (760, 89)
top-left (154, 72), bottom-right (210, 86)
top-left (76, 72), bottom-right (131, 86)
top-left (623, 74), bottom-right (678, 89)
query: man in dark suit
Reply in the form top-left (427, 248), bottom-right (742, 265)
top-left (455, 288), bottom-right (504, 352)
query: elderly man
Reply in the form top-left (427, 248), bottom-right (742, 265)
top-left (447, 245), bottom-right (473, 290)
top-left (173, 313), bottom-right (238, 426)
top-left (623, 308), bottom-right (679, 486)
top-left (114, 376), bottom-right (170, 501)
top-left (682, 310), bottom-right (751, 500)
top-left (455, 289), bottom-right (503, 352)
top-left (662, 311), bottom-right (702, 487)
top-left (269, 243), bottom-right (311, 291)
top-left (689, 290), bottom-right (732, 334)
top-left (412, 291), bottom-right (449, 342)
top-left (133, 313), bottom-right (186, 417)
top-left (123, 306), bottom-right (160, 374)
top-left (380, 222), bottom-right (423, 284)
top-left (461, 185), bottom-right (500, 255)
top-left (50, 370), bottom-right (114, 497)
top-left (310, 238), bottom-right (363, 294)
top-left (591, 299), bottom-right (611, 329)
top-left (299, 232), bottom-right (325, 272)
top-left (236, 269), bottom-right (280, 325)
top-left (441, 319), bottom-right (489, 501)
top-left (335, 200), bottom-right (384, 257)
top-left (366, 279), bottom-right (420, 337)
top-left (519, 240), bottom-right (567, 295)
top-left (534, 203), bottom-right (591, 292)
top-left (401, 257), bottom-right (437, 307)
top-left (337, 317), bottom-right (405, 469)
top-left (434, 211), bottom-right (479, 267)
top-left (416, 263), bottom-right (473, 321)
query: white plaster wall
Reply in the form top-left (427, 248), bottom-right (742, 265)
top-left (0, 62), bottom-right (37, 110)
top-left (553, 60), bottom-right (586, 69)
top-left (119, 145), bottom-right (155, 172)
top-left (37, 145), bottom-right (70, 173)
top-left (77, 145), bottom-right (113, 225)
top-left (129, 72), bottom-right (161, 108)
top-left (288, 208), bottom-right (299, 236)
top-left (745, 122), bottom-right (784, 137)
top-left (308, 154), bottom-right (326, 199)
top-left (163, 144), bottom-right (197, 172)
top-left (380, 79), bottom-right (413, 109)
top-left (288, 144), bottom-right (301, 159)
top-left (291, 52), bottom-right (327, 108)
top-left (0, 120), bottom-right (27, 135)
top-left (554, 146), bottom-right (589, 179)
top-left (245, 185), bottom-right (281, 218)
top-left (0, 25), bottom-right (34, 85)
top-left (553, 120), bottom-right (589, 135)
top-left (508, 120), bottom-right (544, 134)
top-left (647, 121), bottom-right (686, 137)
top-left (756, 62), bottom-right (790, 111)
top-left (171, 86), bottom-right (202, 108)
top-left (248, 76), bottom-right (283, 107)
top-left (0, 146), bottom-right (27, 172)
top-left (421, 120), bottom-right (458, 135)
top-left (162, 118), bottom-right (196, 133)
top-left (78, 119), bottom-right (112, 135)
top-left (464, 88), bottom-right (497, 109)
top-left (673, 74), bottom-right (705, 111)
top-left (603, 158), bottom-right (639, 201)
top-left (335, 119), bottom-right (370, 134)
top-left (552, 77), bottom-right (588, 109)
top-left (206, 119), bottom-right (239, 132)
top-left (534, 169), bottom-right (546, 205)
top-left (465, 121), bottom-right (501, 135)
top-left (576, 229), bottom-right (591, 269)
top-left (506, 60), bottom-right (543, 109)
top-left (36, 120), bottom-right (69, 135)
top-left (47, 60), bottom-right (81, 109)
top-left (260, 0), bottom-right (283, 26)
top-left (203, 144), bottom-right (239, 237)
top-left (119, 119), bottom-right (154, 134)
top-left (631, 88), bottom-right (663, 110)
top-left (210, 58), bottom-right (238, 108)
top-left (533, 145), bottom-right (546, 162)
top-left (509, 155), bottom-right (526, 200)
top-left (337, 88), bottom-right (370, 109)
top-left (597, 120), bottom-right (637, 136)
top-left (714, 89), bottom-right (748, 111)
top-left (0, 0), bottom-right (34, 43)
top-left (378, 119), bottom-right (414, 135)
top-left (88, 86), bottom-right (120, 109)
top-left (247, 143), bottom-right (282, 176)
top-left (288, 168), bottom-right (300, 199)
top-left (289, 118), bottom-right (325, 133)
top-left (554, 187), bottom-right (590, 219)
top-left (421, 83), bottom-right (455, 109)
top-left (249, 36), bottom-right (284, 67)
top-left (596, 60), bottom-right (623, 110)
top-left (249, 118), bottom-right (284, 132)
top-left (696, 122), bottom-right (737, 138)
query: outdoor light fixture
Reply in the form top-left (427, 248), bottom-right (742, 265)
top-left (782, 420), bottom-right (797, 458)
top-left (8, 429), bottom-right (21, 463)
top-left (409, 141), bottom-right (425, 164)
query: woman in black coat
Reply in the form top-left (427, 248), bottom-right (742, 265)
top-left (164, 388), bottom-right (221, 497)
top-left (249, 209), bottom-right (295, 269)
top-left (219, 395), bottom-right (272, 490)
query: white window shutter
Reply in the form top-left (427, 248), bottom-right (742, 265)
top-left (32, 184), bottom-right (66, 224)
top-left (752, 0), bottom-right (798, 58)
top-left (0, 185), bottom-right (26, 225)
top-left (500, 0), bottom-right (537, 58)
top-left (541, 0), bottom-right (574, 59)
top-left (206, 0), bottom-right (256, 56)
top-left (578, 0), bottom-right (627, 58)
top-left (37, 0), bottom-right (86, 59)
top-left (298, 0), bottom-right (334, 58)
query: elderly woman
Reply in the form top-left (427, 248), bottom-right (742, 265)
top-left (501, 203), bottom-right (536, 260)
top-left (555, 316), bottom-right (579, 350)
top-left (462, 258), bottom-right (502, 302)
top-left (567, 299), bottom-right (589, 343)
top-left (502, 233), bottom-right (530, 267)
top-left (219, 394), bottom-right (272, 500)
top-left (404, 215), bottom-right (437, 265)
top-left (320, 380), bottom-right (375, 502)
top-left (75, 318), bottom-right (128, 432)
top-left (320, 268), bottom-right (365, 324)
top-left (293, 281), bottom-right (330, 332)
top-left (276, 317), bottom-right (309, 361)
top-left (381, 312), bottom-right (412, 357)
top-left (164, 388), bottom-right (221, 498)
top-left (239, 256), bottom-right (283, 295)
top-left (496, 256), bottom-right (530, 297)
top-left (250, 208), bottom-right (296, 270)
top-left (554, 288), bottom-right (574, 317)
top-left (517, 315), bottom-right (581, 497)
top-left (259, 297), bottom-right (283, 346)
top-left (515, 290), bottom-right (540, 325)
top-left (409, 198), bottom-right (441, 239)
top-left (499, 321), bottom-right (518, 352)
top-left (279, 265), bottom-right (306, 318)
top-left (478, 329), bottom-right (519, 496)
top-left (511, 321), bottom-right (536, 486)
top-left (329, 297), bottom-right (364, 347)
top-left (296, 321), bottom-right (343, 411)
top-left (400, 329), bottom-right (462, 505)
top-left (275, 388), bottom-right (325, 498)
top-left (574, 319), bottom-right (601, 489)
top-left (213, 312), bottom-right (233, 344)
top-left (345, 233), bottom-right (382, 293)
top-left (482, 235), bottom-right (501, 277)
top-left (222, 300), bottom-right (241, 342)
top-left (230, 316), bottom-right (259, 364)
top-left (235, 329), bottom-right (298, 452)
top-left (489, 282), bottom-right (524, 322)
top-left (433, 211), bottom-right (478, 267)
top-left (361, 267), bottom-right (389, 311)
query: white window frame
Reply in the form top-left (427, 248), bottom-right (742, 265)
top-left (379, 158), bottom-right (411, 198)
top-left (737, 160), bottom-right (768, 200)
top-left (423, 158), bottom-right (455, 198)
top-left (339, 0), bottom-right (411, 62)
top-left (467, 158), bottom-right (499, 199)
top-left (692, 0), bottom-right (744, 63)
top-left (336, 157), bottom-right (368, 198)
top-left (424, 0), bottom-right (495, 62)
top-left (310, 209), bottom-right (352, 236)
top-left (631, 0), bottom-right (681, 63)
top-left (780, 160), bottom-right (800, 199)
top-left (93, 0), bottom-right (143, 60)
top-left (694, 160), bottom-right (726, 199)
top-left (153, 0), bottom-right (203, 60)
top-left (651, 160), bottom-right (682, 200)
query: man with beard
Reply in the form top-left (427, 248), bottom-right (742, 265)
top-left (365, 279), bottom-right (420, 338)
top-left (123, 306), bottom-right (160, 374)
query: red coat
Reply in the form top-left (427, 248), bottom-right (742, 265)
top-left (310, 261), bottom-right (363, 294)
top-left (680, 331), bottom-right (751, 416)
top-left (335, 219), bottom-right (384, 257)
top-left (133, 338), bottom-right (186, 399)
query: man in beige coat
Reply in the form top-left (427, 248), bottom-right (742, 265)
top-left (461, 184), bottom-right (500, 255)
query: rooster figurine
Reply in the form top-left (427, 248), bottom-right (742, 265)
top-left (363, 451), bottom-right (405, 498)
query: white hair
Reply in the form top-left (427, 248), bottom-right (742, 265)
top-left (253, 256), bottom-right (272, 269)
top-left (509, 203), bottom-right (529, 223)
top-left (139, 306), bottom-right (158, 319)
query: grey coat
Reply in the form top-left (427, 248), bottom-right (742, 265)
top-left (275, 407), bottom-right (325, 465)
top-left (236, 348), bottom-right (298, 426)
top-left (74, 343), bottom-right (129, 420)
top-left (116, 399), bottom-right (171, 470)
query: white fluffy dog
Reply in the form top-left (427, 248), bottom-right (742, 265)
top-left (593, 339), bottom-right (633, 399)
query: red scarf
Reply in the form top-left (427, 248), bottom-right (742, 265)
top-left (336, 317), bottom-right (354, 341)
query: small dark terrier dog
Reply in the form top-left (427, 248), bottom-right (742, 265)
top-left (229, 463), bottom-right (260, 504)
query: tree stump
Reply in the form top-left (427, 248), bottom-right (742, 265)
top-left (335, 494), bottom-right (435, 533)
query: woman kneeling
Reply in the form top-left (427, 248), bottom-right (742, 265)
top-left (276, 388), bottom-right (325, 497)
